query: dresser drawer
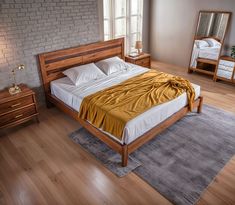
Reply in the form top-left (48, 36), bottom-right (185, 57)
top-left (136, 57), bottom-right (150, 67)
top-left (219, 60), bottom-right (235, 68)
top-left (0, 105), bottom-right (36, 127)
top-left (218, 65), bottom-right (234, 72)
top-left (141, 63), bottom-right (151, 68)
top-left (217, 69), bottom-right (233, 80)
top-left (0, 95), bottom-right (34, 115)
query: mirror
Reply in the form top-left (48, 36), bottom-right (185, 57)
top-left (196, 12), bottom-right (229, 40)
top-left (189, 11), bottom-right (231, 76)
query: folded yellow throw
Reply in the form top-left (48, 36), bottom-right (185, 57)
top-left (79, 70), bottom-right (195, 140)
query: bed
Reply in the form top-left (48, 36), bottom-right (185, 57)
top-left (39, 38), bottom-right (203, 167)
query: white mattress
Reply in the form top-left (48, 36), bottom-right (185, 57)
top-left (51, 65), bottom-right (201, 144)
top-left (191, 45), bottom-right (220, 68)
top-left (198, 47), bottom-right (220, 60)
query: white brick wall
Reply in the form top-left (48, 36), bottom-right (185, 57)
top-left (0, 0), bottom-right (101, 104)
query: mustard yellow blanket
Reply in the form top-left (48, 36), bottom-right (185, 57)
top-left (79, 70), bottom-right (195, 140)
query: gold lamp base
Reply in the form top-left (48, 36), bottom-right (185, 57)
top-left (9, 85), bottom-right (22, 95)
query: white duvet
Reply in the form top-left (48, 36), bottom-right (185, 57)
top-left (51, 65), bottom-right (201, 144)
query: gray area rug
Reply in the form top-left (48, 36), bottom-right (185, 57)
top-left (69, 105), bottom-right (235, 205)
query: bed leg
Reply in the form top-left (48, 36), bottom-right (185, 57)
top-left (121, 145), bottom-right (128, 167)
top-left (197, 96), bottom-right (203, 113)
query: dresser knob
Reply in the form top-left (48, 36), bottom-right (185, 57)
top-left (11, 103), bottom-right (21, 108)
top-left (15, 114), bottom-right (23, 119)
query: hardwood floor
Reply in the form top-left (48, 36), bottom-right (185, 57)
top-left (0, 61), bottom-right (234, 205)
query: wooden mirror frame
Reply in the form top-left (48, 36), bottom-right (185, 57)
top-left (188, 11), bottom-right (232, 76)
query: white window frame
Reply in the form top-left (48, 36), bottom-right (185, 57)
top-left (102, 0), bottom-right (143, 54)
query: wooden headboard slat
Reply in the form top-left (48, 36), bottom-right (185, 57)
top-left (47, 73), bottom-right (65, 83)
top-left (45, 56), bottom-right (83, 71)
top-left (82, 46), bottom-right (122, 63)
top-left (44, 43), bottom-right (122, 63)
top-left (38, 38), bottom-right (125, 95)
top-left (43, 38), bottom-right (124, 62)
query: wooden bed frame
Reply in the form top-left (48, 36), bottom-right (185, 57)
top-left (38, 38), bottom-right (203, 167)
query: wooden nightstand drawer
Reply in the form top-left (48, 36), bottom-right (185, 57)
top-left (125, 53), bottom-right (151, 68)
top-left (0, 95), bottom-right (34, 115)
top-left (0, 105), bottom-right (37, 127)
top-left (136, 57), bottom-right (150, 67)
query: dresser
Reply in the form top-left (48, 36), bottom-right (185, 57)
top-left (0, 84), bottom-right (39, 129)
top-left (125, 53), bottom-right (151, 68)
top-left (214, 56), bottom-right (235, 84)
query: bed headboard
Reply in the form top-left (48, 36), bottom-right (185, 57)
top-left (38, 38), bottom-right (125, 94)
top-left (195, 36), bottom-right (222, 42)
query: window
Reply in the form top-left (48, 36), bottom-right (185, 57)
top-left (103, 0), bottom-right (143, 53)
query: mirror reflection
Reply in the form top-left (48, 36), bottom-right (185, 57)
top-left (190, 12), bottom-right (230, 71)
top-left (196, 12), bottom-right (229, 40)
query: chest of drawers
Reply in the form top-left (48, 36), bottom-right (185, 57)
top-left (214, 56), bottom-right (235, 84)
top-left (0, 84), bottom-right (39, 129)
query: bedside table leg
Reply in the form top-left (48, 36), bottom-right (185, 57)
top-left (35, 116), bottom-right (40, 123)
top-left (46, 100), bottom-right (55, 109)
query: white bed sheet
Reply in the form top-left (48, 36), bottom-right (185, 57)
top-left (51, 65), bottom-right (201, 144)
top-left (198, 47), bottom-right (220, 59)
top-left (191, 45), bottom-right (220, 68)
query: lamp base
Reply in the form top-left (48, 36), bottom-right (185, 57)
top-left (129, 52), bottom-right (140, 58)
top-left (137, 49), bottom-right (143, 56)
top-left (9, 85), bottom-right (22, 95)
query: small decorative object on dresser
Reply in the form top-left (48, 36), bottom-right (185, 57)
top-left (214, 56), bottom-right (235, 84)
top-left (9, 64), bottom-right (25, 95)
top-left (125, 53), bottom-right (151, 68)
top-left (0, 84), bottom-right (39, 130)
top-left (135, 41), bottom-right (143, 55)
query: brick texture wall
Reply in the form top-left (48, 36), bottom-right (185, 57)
top-left (0, 0), bottom-right (100, 104)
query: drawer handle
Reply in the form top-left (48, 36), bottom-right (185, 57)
top-left (15, 114), bottom-right (23, 119)
top-left (11, 103), bottom-right (21, 108)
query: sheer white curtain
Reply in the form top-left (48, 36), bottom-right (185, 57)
top-left (103, 0), bottom-right (143, 53)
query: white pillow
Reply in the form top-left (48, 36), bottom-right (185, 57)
top-left (63, 63), bottom-right (105, 86)
top-left (95, 56), bottom-right (132, 75)
top-left (195, 40), bottom-right (209, 48)
top-left (203, 38), bottom-right (221, 48)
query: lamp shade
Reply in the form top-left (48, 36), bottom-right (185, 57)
top-left (135, 41), bottom-right (142, 49)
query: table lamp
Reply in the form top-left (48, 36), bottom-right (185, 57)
top-left (135, 41), bottom-right (143, 55)
top-left (9, 64), bottom-right (25, 95)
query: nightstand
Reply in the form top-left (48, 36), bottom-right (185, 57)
top-left (125, 53), bottom-right (151, 68)
top-left (0, 84), bottom-right (39, 129)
